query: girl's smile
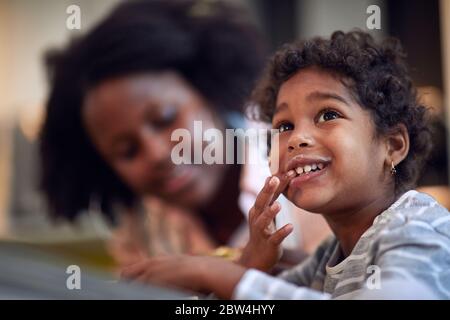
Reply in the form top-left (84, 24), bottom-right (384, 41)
top-left (285, 154), bottom-right (331, 188)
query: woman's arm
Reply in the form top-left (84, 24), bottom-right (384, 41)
top-left (120, 254), bottom-right (331, 299)
top-left (121, 255), bottom-right (246, 299)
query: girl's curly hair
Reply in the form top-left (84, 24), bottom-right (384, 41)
top-left (250, 30), bottom-right (432, 194)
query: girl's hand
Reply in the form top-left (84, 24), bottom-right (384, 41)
top-left (238, 171), bottom-right (296, 272)
top-left (121, 255), bottom-right (247, 299)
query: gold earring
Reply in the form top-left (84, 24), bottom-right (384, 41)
top-left (391, 161), bottom-right (397, 175)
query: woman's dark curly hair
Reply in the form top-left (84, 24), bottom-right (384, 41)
top-left (250, 30), bottom-right (432, 195)
top-left (40, 0), bottom-right (265, 223)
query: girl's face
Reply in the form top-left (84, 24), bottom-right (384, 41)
top-left (272, 67), bottom-right (390, 214)
top-left (82, 72), bottom-right (224, 209)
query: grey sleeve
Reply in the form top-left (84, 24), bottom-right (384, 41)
top-left (369, 218), bottom-right (450, 299)
top-left (278, 236), bottom-right (335, 286)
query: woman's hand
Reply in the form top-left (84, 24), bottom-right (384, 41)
top-left (121, 255), bottom-right (204, 293)
top-left (238, 171), bottom-right (296, 272)
top-left (121, 255), bottom-right (247, 299)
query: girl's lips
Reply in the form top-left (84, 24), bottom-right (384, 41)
top-left (289, 164), bottom-right (328, 188)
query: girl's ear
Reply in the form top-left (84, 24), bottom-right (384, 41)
top-left (385, 123), bottom-right (409, 167)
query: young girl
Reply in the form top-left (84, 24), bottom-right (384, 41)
top-left (121, 31), bottom-right (450, 299)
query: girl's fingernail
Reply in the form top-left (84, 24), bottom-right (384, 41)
top-left (286, 170), bottom-right (296, 177)
top-left (270, 176), bottom-right (279, 187)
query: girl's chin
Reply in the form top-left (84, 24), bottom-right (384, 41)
top-left (287, 190), bottom-right (329, 213)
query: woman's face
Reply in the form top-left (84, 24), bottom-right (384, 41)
top-left (82, 72), bottom-right (224, 208)
top-left (271, 67), bottom-right (389, 215)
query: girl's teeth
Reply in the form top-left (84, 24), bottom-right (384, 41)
top-left (294, 163), bottom-right (327, 175)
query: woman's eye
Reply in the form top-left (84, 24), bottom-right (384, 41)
top-left (153, 105), bottom-right (178, 128)
top-left (277, 122), bottom-right (294, 133)
top-left (317, 110), bottom-right (341, 123)
top-left (118, 144), bottom-right (139, 161)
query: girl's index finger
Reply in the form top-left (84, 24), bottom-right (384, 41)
top-left (266, 170), bottom-right (295, 230)
top-left (253, 176), bottom-right (280, 213)
top-left (270, 170), bottom-right (296, 205)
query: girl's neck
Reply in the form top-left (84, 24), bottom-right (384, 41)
top-left (323, 189), bottom-right (397, 257)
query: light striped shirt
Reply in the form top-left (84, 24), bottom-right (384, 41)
top-left (233, 190), bottom-right (450, 299)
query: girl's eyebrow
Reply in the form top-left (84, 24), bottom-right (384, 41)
top-left (274, 102), bottom-right (288, 116)
top-left (306, 90), bottom-right (351, 106)
top-left (273, 90), bottom-right (352, 117)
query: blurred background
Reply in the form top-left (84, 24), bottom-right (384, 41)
top-left (0, 0), bottom-right (449, 273)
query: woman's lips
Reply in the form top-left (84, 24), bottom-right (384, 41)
top-left (289, 164), bottom-right (328, 189)
top-left (162, 165), bottom-right (196, 194)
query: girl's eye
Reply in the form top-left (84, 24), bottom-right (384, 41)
top-left (277, 122), bottom-right (294, 133)
top-left (317, 109), bottom-right (341, 123)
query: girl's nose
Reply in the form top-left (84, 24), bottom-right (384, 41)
top-left (287, 131), bottom-right (314, 152)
